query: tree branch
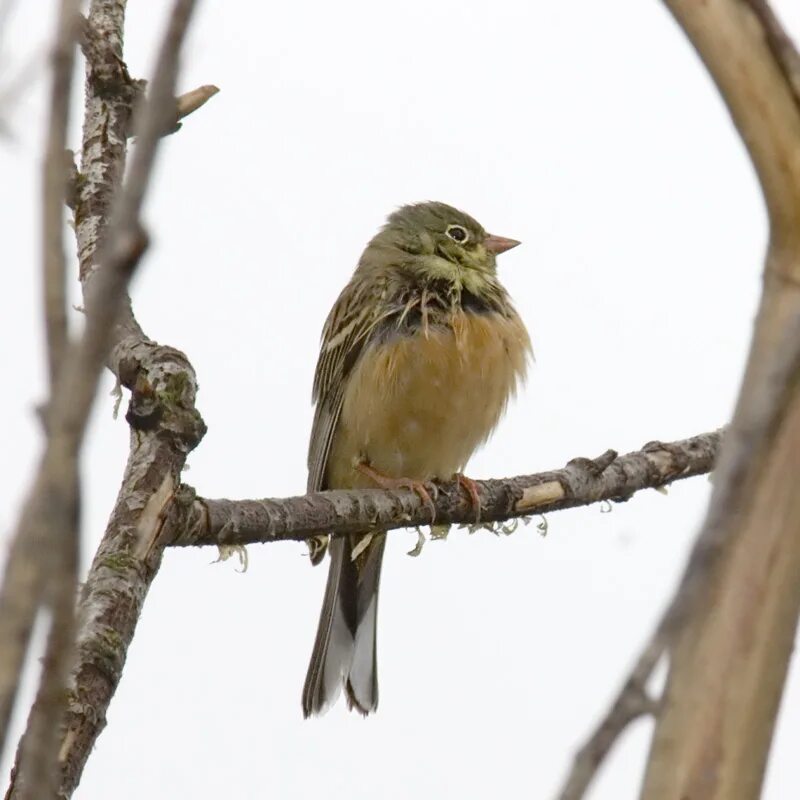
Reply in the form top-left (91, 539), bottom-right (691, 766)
top-left (42, 0), bottom-right (80, 392)
top-left (165, 83), bottom-right (219, 134)
top-left (161, 430), bottom-right (723, 549)
top-left (45, 1), bottom-right (206, 797)
top-left (16, 19), bottom-right (83, 756)
top-left (0, 0), bottom-right (81, 770)
top-left (746, 0), bottom-right (800, 109)
top-left (555, 3), bottom-right (800, 798)
top-left (663, 0), bottom-right (800, 250)
top-left (557, 632), bottom-right (664, 800)
top-left (2, 0), bottom-right (207, 797)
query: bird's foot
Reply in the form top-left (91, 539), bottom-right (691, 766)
top-left (454, 473), bottom-right (482, 524)
top-left (356, 462), bottom-right (437, 523)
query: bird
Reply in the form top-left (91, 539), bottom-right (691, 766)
top-left (302, 201), bottom-right (531, 717)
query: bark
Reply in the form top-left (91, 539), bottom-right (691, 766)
top-left (2, 1), bottom-right (206, 798)
top-left (639, 2), bottom-right (800, 797)
top-left (554, 3), bottom-right (800, 798)
top-left (164, 431), bottom-right (723, 549)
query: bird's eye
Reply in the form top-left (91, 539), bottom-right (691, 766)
top-left (446, 225), bottom-right (469, 243)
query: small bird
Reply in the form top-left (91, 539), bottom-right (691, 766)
top-left (302, 201), bottom-right (531, 717)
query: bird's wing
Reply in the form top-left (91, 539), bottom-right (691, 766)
top-left (307, 275), bottom-right (393, 493)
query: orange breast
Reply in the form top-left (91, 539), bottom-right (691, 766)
top-left (326, 311), bottom-right (531, 489)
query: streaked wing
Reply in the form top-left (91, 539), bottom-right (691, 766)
top-left (307, 274), bottom-right (390, 492)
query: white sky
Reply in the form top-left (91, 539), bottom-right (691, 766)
top-left (2, 1), bottom-right (799, 798)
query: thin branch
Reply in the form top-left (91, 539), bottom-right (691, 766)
top-left (9, 513), bottom-right (79, 800)
top-left (54, 420), bottom-right (716, 796)
top-left (108, 0), bottom-right (197, 228)
top-left (557, 318), bottom-right (800, 800)
top-left (664, 0), bottom-right (800, 250)
top-left (557, 2), bottom-right (800, 798)
top-left (164, 83), bottom-right (219, 134)
top-left (40, 1), bottom-right (205, 796)
top-left (162, 430), bottom-right (723, 549)
top-left (640, 289), bottom-right (800, 799)
top-left (42, 0), bottom-right (80, 393)
top-left (176, 84), bottom-right (218, 119)
top-left (557, 632), bottom-right (665, 800)
top-left (0, 478), bottom-right (50, 763)
top-left (2, 0), bottom-right (204, 796)
top-left (0, 0), bottom-right (80, 766)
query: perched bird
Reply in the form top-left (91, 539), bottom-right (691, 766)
top-left (302, 201), bottom-right (531, 717)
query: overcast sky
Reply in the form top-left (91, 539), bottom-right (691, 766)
top-left (2, 1), bottom-right (800, 798)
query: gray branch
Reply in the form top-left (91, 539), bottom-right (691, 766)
top-left (164, 430), bottom-right (723, 549)
top-left (19, 4), bottom-right (85, 792)
top-left (50, 2), bottom-right (207, 797)
top-left (559, 2), bottom-right (800, 798)
top-left (557, 632), bottom-right (665, 800)
top-left (2, 0), bottom-right (206, 798)
top-left (0, 0), bottom-right (82, 773)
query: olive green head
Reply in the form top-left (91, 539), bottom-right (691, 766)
top-left (359, 201), bottom-right (520, 293)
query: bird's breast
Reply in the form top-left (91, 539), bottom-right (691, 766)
top-left (326, 310), bottom-right (531, 488)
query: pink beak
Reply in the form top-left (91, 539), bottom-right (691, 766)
top-left (484, 234), bottom-right (521, 255)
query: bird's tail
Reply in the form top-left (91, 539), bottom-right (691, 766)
top-left (302, 533), bottom-right (386, 717)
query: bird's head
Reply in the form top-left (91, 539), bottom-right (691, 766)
top-left (360, 201), bottom-right (520, 295)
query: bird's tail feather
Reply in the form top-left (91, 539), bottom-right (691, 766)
top-left (302, 534), bottom-right (386, 717)
top-left (345, 533), bottom-right (385, 714)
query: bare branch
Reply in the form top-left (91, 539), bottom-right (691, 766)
top-left (32, 15), bottom-right (85, 789)
top-left (556, 2), bottom-right (800, 798)
top-left (640, 284), bottom-right (800, 799)
top-left (2, 0), bottom-right (204, 796)
top-left (42, 0), bottom-right (80, 392)
top-left (164, 430), bottom-right (723, 549)
top-left (8, 516), bottom-right (79, 800)
top-left (557, 632), bottom-right (665, 800)
top-left (0, 0), bottom-right (80, 766)
top-left (163, 83), bottom-right (219, 133)
top-left (55, 424), bottom-right (716, 797)
top-left (34, 1), bottom-right (205, 796)
top-left (663, 0), bottom-right (800, 250)
top-left (746, 0), bottom-right (800, 108)
top-left (176, 84), bottom-right (219, 119)
top-left (0, 478), bottom-right (50, 762)
top-left (557, 316), bottom-right (800, 800)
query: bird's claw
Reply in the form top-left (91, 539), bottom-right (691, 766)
top-left (454, 473), bottom-right (482, 524)
top-left (394, 478), bottom-right (437, 523)
top-left (356, 462), bottom-right (437, 523)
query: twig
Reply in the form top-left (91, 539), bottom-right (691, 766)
top-left (556, 2), bottom-right (800, 798)
top-left (164, 83), bottom-right (219, 134)
top-left (34, 14), bottom-right (84, 789)
top-left (42, 0), bottom-right (80, 393)
top-left (2, 0), bottom-right (204, 797)
top-left (8, 513), bottom-right (79, 800)
top-left (0, 0), bottom-right (80, 769)
top-left (46, 1), bottom-right (205, 797)
top-left (557, 632), bottom-right (665, 800)
top-left (176, 84), bottom-right (219, 119)
top-left (109, 0), bottom-right (197, 227)
top-left (166, 430), bottom-right (723, 548)
top-left (556, 321), bottom-right (800, 800)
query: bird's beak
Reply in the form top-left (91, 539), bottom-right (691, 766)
top-left (484, 234), bottom-right (521, 255)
